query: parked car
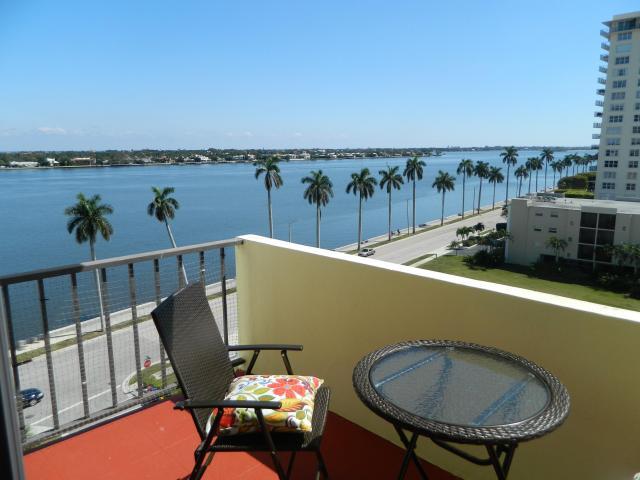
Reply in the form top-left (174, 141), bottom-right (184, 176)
top-left (21, 388), bottom-right (44, 408)
top-left (358, 248), bottom-right (375, 257)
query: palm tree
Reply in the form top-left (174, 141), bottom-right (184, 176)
top-left (500, 146), bottom-right (518, 204)
top-left (456, 158), bottom-right (474, 218)
top-left (550, 160), bottom-right (563, 190)
top-left (527, 157), bottom-right (543, 192)
top-left (546, 236), bottom-right (568, 263)
top-left (562, 155), bottom-right (573, 178)
top-left (254, 156), bottom-right (283, 238)
top-left (379, 166), bottom-right (404, 240)
top-left (302, 170), bottom-right (334, 248)
top-left (540, 148), bottom-right (554, 193)
top-left (346, 168), bottom-right (377, 251)
top-left (488, 166), bottom-right (505, 210)
top-left (474, 161), bottom-right (490, 214)
top-left (403, 156), bottom-right (426, 233)
top-left (65, 193), bottom-right (114, 331)
top-left (514, 165), bottom-right (528, 196)
top-left (572, 155), bottom-right (583, 176)
top-left (432, 170), bottom-right (455, 226)
top-left (147, 186), bottom-right (187, 282)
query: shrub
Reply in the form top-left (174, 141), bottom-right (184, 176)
top-left (464, 248), bottom-right (504, 267)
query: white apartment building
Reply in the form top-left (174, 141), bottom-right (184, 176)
top-left (506, 197), bottom-right (640, 266)
top-left (595, 11), bottom-right (640, 201)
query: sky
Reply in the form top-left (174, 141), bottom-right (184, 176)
top-left (1, 0), bottom-right (639, 150)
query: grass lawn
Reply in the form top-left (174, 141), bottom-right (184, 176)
top-left (420, 255), bottom-right (640, 311)
top-left (129, 363), bottom-right (177, 389)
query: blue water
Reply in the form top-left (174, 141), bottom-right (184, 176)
top-left (0, 149), bottom-right (590, 339)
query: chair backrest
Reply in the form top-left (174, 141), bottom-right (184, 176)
top-left (151, 282), bottom-right (234, 438)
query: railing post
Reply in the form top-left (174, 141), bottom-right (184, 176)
top-left (177, 255), bottom-right (186, 289)
top-left (37, 279), bottom-right (59, 430)
top-left (99, 269), bottom-right (118, 408)
top-left (153, 259), bottom-right (167, 388)
top-left (70, 274), bottom-right (90, 419)
top-left (128, 264), bottom-right (144, 398)
top-left (199, 251), bottom-right (206, 284)
top-left (1, 285), bottom-right (24, 434)
top-left (220, 248), bottom-right (229, 345)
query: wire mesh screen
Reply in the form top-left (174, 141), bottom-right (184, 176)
top-left (0, 241), bottom-right (239, 450)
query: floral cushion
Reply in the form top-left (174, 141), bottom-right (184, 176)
top-left (208, 375), bottom-right (324, 436)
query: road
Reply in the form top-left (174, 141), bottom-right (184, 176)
top-left (19, 294), bottom-right (236, 436)
top-left (370, 208), bottom-right (504, 264)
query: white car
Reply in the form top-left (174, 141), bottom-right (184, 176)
top-left (358, 248), bottom-right (375, 257)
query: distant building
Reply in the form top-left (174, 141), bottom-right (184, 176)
top-left (594, 11), bottom-right (640, 201)
top-left (507, 196), bottom-right (640, 267)
top-left (9, 161), bottom-right (38, 168)
top-left (45, 158), bottom-right (58, 166)
top-left (70, 157), bottom-right (94, 166)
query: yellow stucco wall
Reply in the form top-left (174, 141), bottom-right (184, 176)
top-left (235, 235), bottom-right (640, 479)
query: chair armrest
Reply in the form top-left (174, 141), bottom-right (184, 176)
top-left (231, 357), bottom-right (246, 368)
top-left (174, 399), bottom-right (282, 411)
top-left (227, 344), bottom-right (303, 352)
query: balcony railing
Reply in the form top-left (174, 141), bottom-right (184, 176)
top-left (596, 88), bottom-right (605, 96)
top-left (0, 238), bottom-right (241, 450)
top-left (599, 65), bottom-right (608, 74)
top-left (600, 54), bottom-right (609, 62)
top-left (591, 144), bottom-right (600, 149)
top-left (593, 122), bottom-right (602, 128)
top-left (595, 100), bottom-right (604, 107)
top-left (601, 42), bottom-right (610, 51)
top-left (600, 29), bottom-right (610, 39)
top-left (597, 77), bottom-right (606, 85)
top-left (592, 133), bottom-right (601, 139)
top-left (594, 111), bottom-right (603, 118)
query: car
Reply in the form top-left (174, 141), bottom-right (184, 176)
top-left (358, 248), bottom-right (375, 257)
top-left (21, 388), bottom-right (44, 408)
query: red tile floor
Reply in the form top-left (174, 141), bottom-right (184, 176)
top-left (24, 400), bottom-right (459, 479)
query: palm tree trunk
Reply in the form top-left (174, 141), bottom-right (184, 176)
top-left (544, 163), bottom-right (548, 192)
top-left (477, 179), bottom-right (483, 214)
top-left (267, 187), bottom-right (273, 238)
top-left (412, 180), bottom-right (416, 233)
top-left (492, 183), bottom-right (496, 209)
top-left (357, 194), bottom-right (363, 251)
top-left (165, 219), bottom-right (188, 283)
top-left (528, 173), bottom-right (532, 194)
top-left (535, 171), bottom-right (539, 192)
top-left (461, 174), bottom-right (466, 219)
top-left (552, 171), bottom-right (556, 190)
top-left (90, 241), bottom-right (105, 331)
top-left (505, 165), bottom-right (510, 204)
top-left (387, 191), bottom-right (392, 241)
top-left (440, 191), bottom-right (445, 226)
top-left (316, 204), bottom-right (321, 248)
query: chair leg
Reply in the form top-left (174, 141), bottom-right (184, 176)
top-left (190, 410), bottom-right (222, 480)
top-left (316, 449), bottom-right (329, 479)
top-left (256, 410), bottom-right (288, 480)
top-left (286, 451), bottom-right (297, 478)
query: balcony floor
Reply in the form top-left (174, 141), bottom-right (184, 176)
top-left (24, 400), bottom-right (459, 479)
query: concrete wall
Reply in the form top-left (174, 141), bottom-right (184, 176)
top-left (235, 235), bottom-right (640, 479)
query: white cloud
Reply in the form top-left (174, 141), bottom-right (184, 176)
top-left (37, 127), bottom-right (67, 135)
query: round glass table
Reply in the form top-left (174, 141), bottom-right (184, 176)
top-left (353, 340), bottom-right (570, 479)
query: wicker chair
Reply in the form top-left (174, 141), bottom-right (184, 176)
top-left (151, 282), bottom-right (331, 480)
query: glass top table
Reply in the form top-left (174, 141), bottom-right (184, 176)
top-left (353, 340), bottom-right (570, 479)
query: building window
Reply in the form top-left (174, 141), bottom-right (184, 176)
top-left (634, 126), bottom-right (640, 134)
top-left (599, 214), bottom-right (616, 230)
top-left (535, 212), bottom-right (543, 217)
top-left (606, 127), bottom-right (622, 134)
top-left (601, 182), bottom-right (616, 189)
top-left (606, 149), bottom-right (619, 156)
top-left (635, 115), bottom-right (640, 122)
top-left (611, 92), bottom-right (626, 100)
top-left (618, 32), bottom-right (632, 41)
top-left (616, 68), bottom-right (627, 76)
top-left (533, 227), bottom-right (542, 232)
top-left (603, 171), bottom-right (616, 179)
top-left (611, 104), bottom-right (624, 111)
top-left (578, 244), bottom-right (595, 261)
top-left (636, 103), bottom-right (640, 111)
top-left (550, 213), bottom-right (559, 218)
top-left (637, 91), bottom-right (640, 99)
top-left (615, 56), bottom-right (630, 64)
top-left (609, 115), bottom-right (623, 123)
top-left (628, 172), bottom-right (637, 180)
top-left (607, 138), bottom-right (621, 145)
top-left (612, 80), bottom-right (627, 89)
top-left (579, 228), bottom-right (596, 244)
top-left (632, 149), bottom-right (640, 156)
top-left (615, 44), bottom-right (632, 54)
top-left (629, 160), bottom-right (639, 168)
top-left (548, 227), bottom-right (557, 233)
top-left (627, 183), bottom-right (637, 191)
top-left (633, 139), bottom-right (640, 145)
top-left (604, 160), bottom-right (619, 167)
top-left (616, 19), bottom-right (637, 32)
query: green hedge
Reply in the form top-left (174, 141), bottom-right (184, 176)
top-left (557, 173), bottom-right (595, 190)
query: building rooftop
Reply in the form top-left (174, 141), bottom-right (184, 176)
top-left (520, 196), bottom-right (640, 214)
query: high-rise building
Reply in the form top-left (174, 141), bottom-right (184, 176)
top-left (595, 11), bottom-right (640, 201)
